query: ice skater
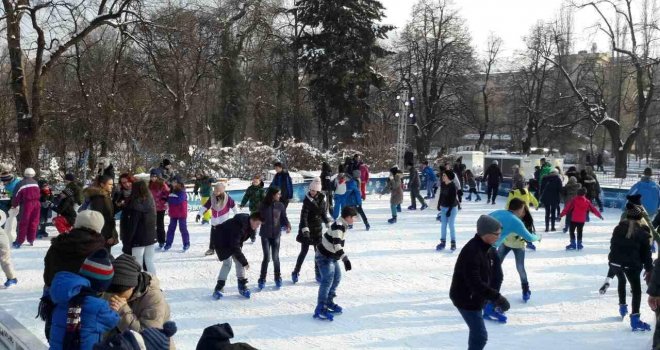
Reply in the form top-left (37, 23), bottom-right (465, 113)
top-left (293, 177), bottom-right (330, 284)
top-left (560, 188), bottom-right (603, 250)
top-left (164, 176), bottom-right (190, 252)
top-left (198, 183), bottom-right (237, 256)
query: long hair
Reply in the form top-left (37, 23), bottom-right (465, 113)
top-left (261, 187), bottom-right (281, 209)
top-left (130, 180), bottom-right (150, 201)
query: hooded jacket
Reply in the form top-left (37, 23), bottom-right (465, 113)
top-left (506, 189), bottom-right (538, 209)
top-left (196, 323), bottom-right (258, 350)
top-left (608, 220), bottom-right (653, 272)
top-left (123, 195), bottom-right (157, 248)
top-left (49, 272), bottom-right (119, 350)
top-left (562, 178), bottom-right (582, 204)
top-left (212, 214), bottom-right (256, 266)
top-left (628, 176), bottom-right (660, 215)
top-left (43, 227), bottom-right (106, 287)
top-left (115, 274), bottom-right (172, 335)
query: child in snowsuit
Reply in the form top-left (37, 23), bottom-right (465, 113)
top-left (199, 182), bottom-right (237, 256)
top-left (164, 177), bottom-right (190, 251)
top-left (0, 211), bottom-right (16, 287)
top-left (49, 249), bottom-right (118, 350)
top-left (560, 188), bottom-right (603, 250)
top-left (313, 206), bottom-right (357, 321)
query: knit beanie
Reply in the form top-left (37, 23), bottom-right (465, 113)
top-left (74, 210), bottom-right (105, 234)
top-left (79, 249), bottom-right (114, 292)
top-left (625, 202), bottom-right (644, 221)
top-left (150, 168), bottom-right (162, 178)
top-left (477, 215), bottom-right (502, 236)
top-left (310, 177), bottom-right (322, 192)
top-left (93, 330), bottom-right (144, 350)
top-left (111, 254), bottom-right (142, 289)
top-left (24, 168), bottom-right (35, 178)
top-left (142, 322), bottom-right (177, 350)
top-left (0, 171), bottom-right (12, 182)
top-left (64, 173), bottom-right (75, 182)
top-left (644, 167), bottom-right (653, 177)
top-left (627, 194), bottom-right (642, 206)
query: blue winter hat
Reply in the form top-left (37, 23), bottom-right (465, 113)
top-left (79, 249), bottom-right (114, 292)
top-left (141, 321), bottom-right (177, 350)
top-left (150, 168), bottom-right (162, 178)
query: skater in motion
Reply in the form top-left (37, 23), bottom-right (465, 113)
top-left (436, 170), bottom-right (459, 251)
top-left (210, 212), bottom-right (263, 299)
top-left (164, 176), bottom-right (190, 252)
top-left (560, 188), bottom-right (603, 250)
top-left (450, 215), bottom-right (510, 350)
top-left (539, 168), bottom-right (562, 232)
top-left (313, 206), bottom-right (357, 321)
top-left (602, 203), bottom-right (653, 331)
top-left (464, 169), bottom-right (481, 202)
top-left (386, 166), bottom-right (403, 224)
top-left (407, 162), bottom-right (428, 211)
top-left (198, 182), bottom-right (237, 256)
top-left (257, 187), bottom-right (291, 290)
top-left (293, 177), bottom-right (330, 284)
top-left (483, 160), bottom-right (502, 205)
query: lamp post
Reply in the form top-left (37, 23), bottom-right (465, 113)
top-left (395, 92), bottom-right (415, 168)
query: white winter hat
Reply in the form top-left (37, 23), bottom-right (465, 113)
top-left (492, 160), bottom-right (499, 165)
top-left (24, 168), bottom-right (36, 178)
top-left (74, 210), bottom-right (105, 234)
top-left (310, 177), bottom-right (322, 192)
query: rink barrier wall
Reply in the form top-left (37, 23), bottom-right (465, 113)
top-left (0, 306), bottom-right (47, 350)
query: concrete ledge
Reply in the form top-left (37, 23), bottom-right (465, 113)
top-left (0, 306), bottom-right (47, 350)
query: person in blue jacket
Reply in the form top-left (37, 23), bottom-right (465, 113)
top-left (628, 167), bottom-right (660, 216)
top-left (49, 249), bottom-right (119, 350)
top-left (422, 161), bottom-right (437, 199)
top-left (484, 199), bottom-right (541, 324)
top-left (270, 162), bottom-right (293, 208)
top-left (343, 175), bottom-right (370, 231)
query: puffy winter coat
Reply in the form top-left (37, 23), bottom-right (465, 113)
top-left (344, 179), bottom-right (362, 207)
top-left (422, 166), bottom-right (437, 184)
top-left (608, 220), bottom-right (653, 272)
top-left (115, 273), bottom-right (172, 334)
top-left (506, 189), bottom-right (539, 209)
top-left (200, 194), bottom-right (236, 226)
top-left (438, 181), bottom-right (458, 209)
top-left (240, 182), bottom-right (265, 214)
top-left (123, 195), bottom-right (157, 249)
top-left (298, 192), bottom-right (330, 245)
top-left (387, 173), bottom-right (403, 205)
top-left (491, 209), bottom-right (539, 249)
top-left (270, 171), bottom-right (293, 200)
top-left (562, 178), bottom-right (582, 204)
top-left (540, 173), bottom-right (562, 206)
top-left (148, 181), bottom-right (170, 212)
top-left (560, 195), bottom-right (602, 223)
top-left (49, 272), bottom-right (119, 350)
top-left (484, 164), bottom-right (503, 186)
top-left (450, 234), bottom-right (501, 311)
top-left (212, 214), bottom-right (256, 266)
top-left (167, 189), bottom-right (188, 219)
top-left (628, 176), bottom-right (660, 216)
top-left (84, 187), bottom-right (117, 244)
top-left (258, 202), bottom-right (290, 239)
top-left (43, 227), bottom-right (106, 287)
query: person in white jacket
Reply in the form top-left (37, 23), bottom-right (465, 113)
top-left (198, 183), bottom-right (237, 256)
top-left (0, 211), bottom-right (17, 287)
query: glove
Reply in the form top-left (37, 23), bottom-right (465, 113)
top-left (446, 208), bottom-right (452, 218)
top-left (494, 295), bottom-right (510, 312)
top-left (342, 256), bottom-right (352, 271)
top-left (195, 215), bottom-right (200, 223)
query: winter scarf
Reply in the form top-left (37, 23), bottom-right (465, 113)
top-left (62, 287), bottom-right (96, 350)
top-left (210, 193), bottom-right (229, 212)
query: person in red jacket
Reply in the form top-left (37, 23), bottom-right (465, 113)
top-left (359, 163), bottom-right (369, 200)
top-left (560, 188), bottom-right (603, 250)
top-left (11, 168), bottom-right (41, 248)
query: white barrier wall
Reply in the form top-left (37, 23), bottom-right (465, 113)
top-left (0, 307), bottom-right (47, 350)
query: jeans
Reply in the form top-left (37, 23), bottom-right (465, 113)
top-left (457, 308), bottom-right (488, 350)
top-left (615, 267), bottom-right (642, 314)
top-left (217, 256), bottom-right (246, 281)
top-left (260, 236), bottom-right (281, 280)
top-left (410, 187), bottom-right (426, 208)
top-left (316, 252), bottom-right (341, 306)
top-left (166, 218), bottom-right (190, 246)
top-left (156, 211), bottom-right (166, 245)
top-left (132, 244), bottom-right (157, 275)
top-left (569, 222), bottom-right (584, 242)
top-left (544, 203), bottom-right (558, 230)
top-left (466, 188), bottom-right (481, 201)
top-left (486, 184), bottom-right (499, 203)
top-left (497, 245), bottom-right (528, 285)
top-left (390, 204), bottom-right (398, 218)
top-left (440, 206), bottom-right (457, 241)
top-left (426, 180), bottom-right (435, 198)
top-left (294, 242), bottom-right (319, 278)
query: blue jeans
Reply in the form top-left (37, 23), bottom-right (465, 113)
top-left (457, 308), bottom-right (488, 350)
top-left (497, 245), bottom-right (528, 285)
top-left (316, 252), bottom-right (341, 306)
top-left (440, 206), bottom-right (457, 241)
top-left (332, 194), bottom-right (346, 220)
top-left (425, 180), bottom-right (435, 198)
top-left (260, 236), bottom-right (281, 280)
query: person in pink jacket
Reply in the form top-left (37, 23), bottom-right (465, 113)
top-left (149, 169), bottom-right (170, 249)
top-left (560, 188), bottom-right (603, 250)
top-left (11, 168), bottom-right (41, 248)
top-left (359, 163), bottom-right (369, 200)
top-left (164, 176), bottom-right (189, 252)
top-left (197, 182), bottom-right (237, 256)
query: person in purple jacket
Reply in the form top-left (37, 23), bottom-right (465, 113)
top-left (11, 168), bottom-right (40, 248)
top-left (164, 176), bottom-right (190, 252)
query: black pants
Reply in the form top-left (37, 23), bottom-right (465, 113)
top-left (486, 184), bottom-right (499, 203)
top-left (293, 242), bottom-right (319, 277)
top-left (356, 205), bottom-right (369, 225)
top-left (410, 187), bottom-right (426, 208)
top-left (615, 267), bottom-right (642, 314)
top-left (208, 224), bottom-right (220, 250)
top-left (156, 210), bottom-right (166, 245)
top-left (544, 203), bottom-right (559, 230)
top-left (569, 222), bottom-right (584, 242)
top-left (260, 236), bottom-right (281, 280)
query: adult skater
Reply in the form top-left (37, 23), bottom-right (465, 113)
top-left (344, 174), bottom-right (370, 230)
top-left (539, 168), bottom-right (562, 232)
top-left (628, 167), bottom-right (660, 217)
top-left (320, 162), bottom-right (334, 213)
top-left (269, 162), bottom-right (293, 208)
top-left (386, 166), bottom-right (403, 224)
top-left (483, 160), bottom-right (502, 205)
top-left (84, 175), bottom-right (118, 249)
top-left (436, 170), bottom-right (459, 251)
top-left (313, 206), bottom-right (357, 321)
top-left (11, 168), bottom-right (40, 248)
top-left (122, 181), bottom-right (157, 275)
top-left (407, 162), bottom-right (428, 211)
top-left (422, 161), bottom-right (437, 199)
top-left (450, 215), bottom-right (510, 350)
top-left (0, 211), bottom-right (16, 287)
top-left (149, 169), bottom-right (170, 249)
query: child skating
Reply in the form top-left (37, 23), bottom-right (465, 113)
top-left (560, 188), bottom-right (603, 250)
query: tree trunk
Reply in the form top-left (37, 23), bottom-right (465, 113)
top-left (475, 131), bottom-right (486, 152)
top-left (614, 148), bottom-right (627, 178)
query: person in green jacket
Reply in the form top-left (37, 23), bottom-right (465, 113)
top-left (194, 173), bottom-right (214, 225)
top-left (538, 158), bottom-right (553, 189)
top-left (240, 175), bottom-right (265, 242)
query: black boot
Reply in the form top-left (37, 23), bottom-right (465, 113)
top-left (214, 280), bottom-right (226, 292)
top-left (522, 282), bottom-right (531, 302)
top-left (450, 240), bottom-right (457, 251)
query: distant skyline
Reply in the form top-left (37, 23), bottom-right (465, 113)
top-left (379, 0), bottom-right (605, 58)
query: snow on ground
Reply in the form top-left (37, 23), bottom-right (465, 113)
top-left (1, 196), bottom-right (654, 349)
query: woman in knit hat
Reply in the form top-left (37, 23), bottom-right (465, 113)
top-left (292, 177), bottom-right (330, 284)
top-left (602, 204), bottom-right (654, 331)
top-left (107, 254), bottom-right (174, 349)
top-left (198, 182), bottom-right (237, 256)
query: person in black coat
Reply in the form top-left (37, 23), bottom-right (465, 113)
top-left (320, 162), bottom-right (334, 214)
top-left (292, 178), bottom-right (330, 284)
top-left (52, 187), bottom-right (77, 228)
top-left (211, 213), bottom-right (263, 298)
top-left (196, 323), bottom-right (258, 350)
top-left (484, 161), bottom-right (503, 205)
top-left (84, 175), bottom-right (118, 248)
top-left (122, 181), bottom-right (157, 274)
top-left (258, 187), bottom-right (291, 289)
top-left (450, 215), bottom-right (510, 350)
top-left (607, 205), bottom-right (653, 331)
top-left (540, 169), bottom-right (562, 232)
